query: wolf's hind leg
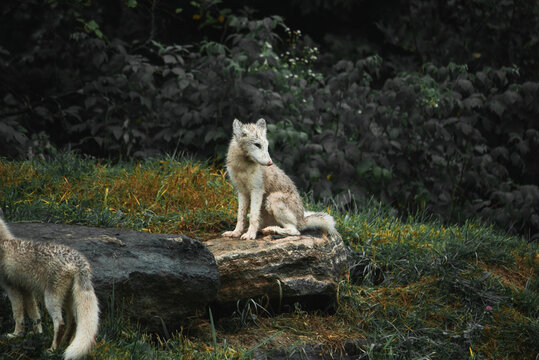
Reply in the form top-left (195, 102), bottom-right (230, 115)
top-left (58, 295), bottom-right (75, 348)
top-left (261, 225), bottom-right (300, 236)
top-left (44, 289), bottom-right (66, 351)
top-left (262, 192), bottom-right (301, 236)
top-left (23, 291), bottom-right (42, 334)
top-left (5, 286), bottom-right (26, 337)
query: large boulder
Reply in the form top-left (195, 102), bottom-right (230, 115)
top-left (7, 222), bottom-right (220, 334)
top-left (206, 232), bottom-right (351, 310)
top-left (4, 222), bottom-right (351, 333)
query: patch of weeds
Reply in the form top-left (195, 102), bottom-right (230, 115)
top-left (0, 154), bottom-right (236, 239)
top-left (230, 298), bottom-right (271, 331)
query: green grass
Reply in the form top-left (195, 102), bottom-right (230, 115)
top-left (335, 209), bottom-right (538, 359)
top-left (0, 153), bottom-right (235, 240)
top-left (0, 154), bottom-right (537, 359)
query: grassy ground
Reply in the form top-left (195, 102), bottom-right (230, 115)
top-left (0, 154), bottom-right (537, 359)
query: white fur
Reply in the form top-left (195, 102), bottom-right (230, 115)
top-left (223, 119), bottom-right (340, 240)
top-left (0, 218), bottom-right (99, 360)
top-left (64, 274), bottom-right (99, 360)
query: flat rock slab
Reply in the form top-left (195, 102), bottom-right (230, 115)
top-left (206, 233), bottom-right (351, 309)
top-left (7, 222), bottom-right (220, 333)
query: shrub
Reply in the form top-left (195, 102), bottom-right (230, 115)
top-left (273, 60), bottom-right (539, 239)
top-left (375, 0), bottom-right (539, 80)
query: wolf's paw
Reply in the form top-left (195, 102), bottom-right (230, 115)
top-left (262, 226), bottom-right (300, 236)
top-left (31, 319), bottom-right (43, 334)
top-left (222, 230), bottom-right (242, 238)
top-left (261, 226), bottom-right (278, 235)
top-left (240, 230), bottom-right (257, 240)
top-left (29, 327), bottom-right (43, 335)
top-left (5, 331), bottom-right (24, 339)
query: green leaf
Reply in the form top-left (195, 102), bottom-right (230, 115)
top-left (86, 20), bottom-right (99, 31)
top-left (382, 168), bottom-right (392, 180)
top-left (356, 160), bottom-right (374, 176)
top-left (456, 79), bottom-right (473, 94)
top-left (3, 93), bottom-right (18, 106)
top-left (462, 94), bottom-right (484, 109)
top-left (83, 20), bottom-right (104, 39)
top-left (488, 100), bottom-right (505, 117)
top-left (503, 90), bottom-right (522, 105)
top-left (151, 40), bottom-right (165, 52)
top-left (163, 54), bottom-right (178, 64)
top-left (126, 0), bottom-right (137, 8)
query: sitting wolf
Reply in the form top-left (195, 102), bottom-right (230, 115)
top-left (0, 217), bottom-right (99, 360)
top-left (222, 118), bottom-right (339, 240)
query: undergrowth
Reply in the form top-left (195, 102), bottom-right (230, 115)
top-left (0, 155), bottom-right (537, 359)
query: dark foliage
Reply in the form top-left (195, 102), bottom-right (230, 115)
top-left (283, 0), bottom-right (539, 81)
top-left (0, 0), bottom-right (538, 239)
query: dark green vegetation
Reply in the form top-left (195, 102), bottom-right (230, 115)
top-left (0, 156), bottom-right (537, 359)
top-left (1, 0), bottom-right (539, 240)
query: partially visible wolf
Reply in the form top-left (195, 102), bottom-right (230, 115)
top-left (222, 118), bottom-right (340, 240)
top-left (0, 218), bottom-right (99, 360)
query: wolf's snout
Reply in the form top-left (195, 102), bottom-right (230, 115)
top-left (267, 160), bottom-right (274, 166)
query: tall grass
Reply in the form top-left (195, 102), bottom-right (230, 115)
top-left (0, 153), bottom-right (236, 239)
top-left (333, 203), bottom-right (538, 359)
top-left (0, 154), bottom-right (537, 359)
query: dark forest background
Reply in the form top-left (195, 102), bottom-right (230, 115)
top-left (1, 0), bottom-right (538, 240)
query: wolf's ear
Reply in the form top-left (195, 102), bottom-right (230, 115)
top-left (233, 119), bottom-right (243, 137)
top-left (256, 118), bottom-right (266, 131)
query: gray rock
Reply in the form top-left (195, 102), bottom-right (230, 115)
top-left (206, 232), bottom-right (351, 310)
top-left (5, 222), bottom-right (351, 334)
top-left (7, 222), bottom-right (220, 334)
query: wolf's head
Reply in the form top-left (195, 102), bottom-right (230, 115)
top-left (232, 118), bottom-right (273, 166)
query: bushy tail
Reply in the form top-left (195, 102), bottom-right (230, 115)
top-left (302, 211), bottom-right (341, 239)
top-left (64, 271), bottom-right (99, 360)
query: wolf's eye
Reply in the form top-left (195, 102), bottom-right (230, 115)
top-left (254, 143), bottom-right (261, 149)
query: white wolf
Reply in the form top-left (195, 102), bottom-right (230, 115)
top-left (222, 118), bottom-right (339, 240)
top-left (0, 217), bottom-right (99, 360)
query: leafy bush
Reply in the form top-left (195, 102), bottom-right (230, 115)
top-left (283, 0), bottom-right (539, 82)
top-left (0, 1), bottom-right (287, 158)
top-left (375, 0), bottom-right (539, 80)
top-left (264, 57), bottom-right (539, 239)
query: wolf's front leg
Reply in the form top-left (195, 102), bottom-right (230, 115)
top-left (23, 291), bottom-right (42, 334)
top-left (223, 192), bottom-right (249, 237)
top-left (5, 286), bottom-right (26, 337)
top-left (241, 190), bottom-right (263, 240)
